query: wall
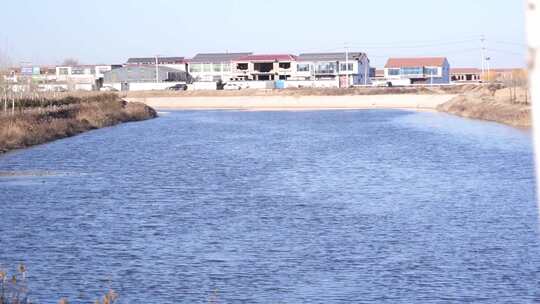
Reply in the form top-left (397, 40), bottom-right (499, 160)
top-left (223, 81), bottom-right (275, 89)
top-left (190, 82), bottom-right (218, 90)
top-left (74, 83), bottom-right (94, 91)
top-left (104, 82), bottom-right (185, 91)
top-left (284, 80), bottom-right (338, 88)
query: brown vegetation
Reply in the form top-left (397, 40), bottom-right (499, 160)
top-left (0, 94), bottom-right (157, 153)
top-left (437, 85), bottom-right (531, 128)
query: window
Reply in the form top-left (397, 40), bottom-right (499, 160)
top-left (222, 63), bottom-right (231, 72)
top-left (388, 69), bottom-right (400, 76)
top-left (315, 62), bottom-right (337, 74)
top-left (190, 64), bottom-right (202, 73)
top-left (237, 63), bottom-right (248, 70)
top-left (425, 67), bottom-right (438, 76)
top-left (401, 67), bottom-right (423, 75)
top-left (213, 64), bottom-right (221, 72)
top-left (279, 62), bottom-right (291, 69)
top-left (58, 68), bottom-right (70, 75)
top-left (297, 64), bottom-right (310, 72)
top-left (203, 64), bottom-right (212, 72)
top-left (71, 67), bottom-right (85, 75)
top-left (340, 63), bottom-right (354, 71)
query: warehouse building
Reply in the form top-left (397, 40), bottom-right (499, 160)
top-left (126, 56), bottom-right (187, 71)
top-left (103, 65), bottom-right (190, 91)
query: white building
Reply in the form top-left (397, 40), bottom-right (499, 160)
top-left (188, 53), bottom-right (252, 82)
top-left (232, 54), bottom-right (297, 81)
top-left (295, 52), bottom-right (370, 87)
top-left (55, 65), bottom-right (121, 90)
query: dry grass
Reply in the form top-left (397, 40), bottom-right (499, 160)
top-left (0, 94), bottom-right (157, 153)
top-left (437, 86), bottom-right (531, 128)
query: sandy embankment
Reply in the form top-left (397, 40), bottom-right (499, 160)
top-left (437, 87), bottom-right (531, 128)
top-left (126, 94), bottom-right (457, 111)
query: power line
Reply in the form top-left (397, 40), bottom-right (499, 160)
top-left (349, 39), bottom-right (479, 50)
top-left (489, 48), bottom-right (526, 57)
top-left (492, 40), bottom-right (527, 47)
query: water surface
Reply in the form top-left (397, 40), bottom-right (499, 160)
top-left (0, 110), bottom-right (538, 303)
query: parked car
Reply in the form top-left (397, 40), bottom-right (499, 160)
top-left (223, 83), bottom-right (242, 90)
top-left (53, 86), bottom-right (67, 92)
top-left (167, 84), bottom-right (188, 91)
top-left (223, 82), bottom-right (250, 90)
top-left (100, 86), bottom-right (118, 92)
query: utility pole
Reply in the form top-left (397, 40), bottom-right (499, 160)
top-left (480, 35), bottom-right (486, 82)
top-left (485, 57), bottom-right (491, 82)
top-left (155, 55), bottom-right (159, 84)
top-left (364, 54), bottom-right (369, 86)
top-left (344, 44), bottom-right (349, 88)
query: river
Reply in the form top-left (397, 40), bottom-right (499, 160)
top-left (0, 110), bottom-right (538, 303)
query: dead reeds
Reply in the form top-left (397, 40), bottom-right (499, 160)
top-left (0, 94), bottom-right (157, 153)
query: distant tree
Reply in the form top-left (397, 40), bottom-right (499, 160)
top-left (511, 69), bottom-right (529, 87)
top-left (62, 58), bottom-right (79, 66)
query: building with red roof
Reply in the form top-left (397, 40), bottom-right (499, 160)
top-left (384, 57), bottom-right (450, 85)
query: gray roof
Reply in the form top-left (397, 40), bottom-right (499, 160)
top-left (297, 52), bottom-right (366, 62)
top-left (127, 57), bottom-right (185, 64)
top-left (189, 52), bottom-right (253, 63)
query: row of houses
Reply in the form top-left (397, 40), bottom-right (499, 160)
top-left (104, 52), bottom-right (371, 87)
top-left (2, 51), bottom-right (523, 91)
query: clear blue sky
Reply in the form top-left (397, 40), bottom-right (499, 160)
top-left (0, 0), bottom-right (526, 68)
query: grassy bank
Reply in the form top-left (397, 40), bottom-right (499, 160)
top-left (437, 85), bottom-right (531, 128)
top-left (0, 94), bottom-right (157, 153)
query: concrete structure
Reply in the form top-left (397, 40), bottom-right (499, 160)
top-left (188, 52), bottom-right (252, 82)
top-left (103, 65), bottom-right (190, 91)
top-left (232, 54), bottom-right (297, 81)
top-left (450, 68), bottom-right (482, 83)
top-left (127, 56), bottom-right (187, 71)
top-left (295, 52), bottom-right (370, 87)
top-left (384, 57), bottom-right (450, 85)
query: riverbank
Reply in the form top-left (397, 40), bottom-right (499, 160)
top-left (125, 86), bottom-right (463, 98)
top-left (128, 85), bottom-right (532, 128)
top-left (0, 94), bottom-right (157, 153)
top-left (126, 94), bottom-right (457, 110)
top-left (437, 86), bottom-right (531, 128)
